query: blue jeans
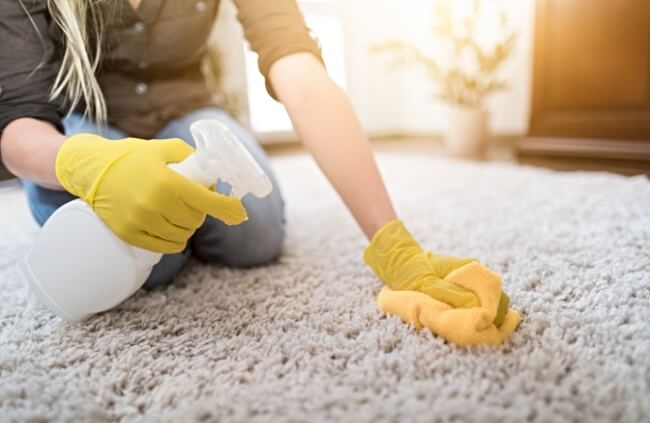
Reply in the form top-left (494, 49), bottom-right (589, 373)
top-left (22, 108), bottom-right (286, 289)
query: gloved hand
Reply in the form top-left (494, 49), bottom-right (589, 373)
top-left (364, 220), bottom-right (521, 346)
top-left (56, 133), bottom-right (248, 253)
top-left (364, 219), bottom-right (509, 325)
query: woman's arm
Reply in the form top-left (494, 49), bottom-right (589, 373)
top-left (269, 52), bottom-right (516, 341)
top-left (269, 53), bottom-right (397, 240)
top-left (0, 118), bottom-right (66, 189)
top-left (0, 0), bottom-right (67, 190)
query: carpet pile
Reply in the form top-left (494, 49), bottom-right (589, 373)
top-left (1, 154), bottom-right (648, 422)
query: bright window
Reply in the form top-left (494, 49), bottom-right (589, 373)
top-left (245, 0), bottom-right (346, 135)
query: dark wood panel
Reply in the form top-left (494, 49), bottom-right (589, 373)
top-left (519, 0), bottom-right (650, 175)
top-left (518, 155), bottom-right (650, 176)
top-left (546, 0), bottom-right (649, 109)
top-left (518, 137), bottom-right (650, 176)
top-left (529, 0), bottom-right (650, 139)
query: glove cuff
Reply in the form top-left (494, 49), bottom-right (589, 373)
top-left (363, 219), bottom-right (421, 282)
top-left (55, 134), bottom-right (89, 197)
top-left (55, 133), bottom-right (124, 204)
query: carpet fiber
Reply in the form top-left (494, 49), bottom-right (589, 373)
top-left (1, 153), bottom-right (649, 422)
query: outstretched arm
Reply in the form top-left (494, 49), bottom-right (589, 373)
top-left (269, 52), bottom-right (396, 239)
top-left (269, 52), bottom-right (516, 343)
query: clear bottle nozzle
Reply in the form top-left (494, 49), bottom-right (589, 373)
top-left (189, 119), bottom-right (273, 200)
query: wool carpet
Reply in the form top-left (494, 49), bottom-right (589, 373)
top-left (0, 153), bottom-right (649, 422)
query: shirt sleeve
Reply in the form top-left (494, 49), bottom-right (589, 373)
top-left (232, 0), bottom-right (325, 100)
top-left (0, 0), bottom-right (64, 135)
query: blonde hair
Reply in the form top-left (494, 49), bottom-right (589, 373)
top-left (47, 0), bottom-right (106, 123)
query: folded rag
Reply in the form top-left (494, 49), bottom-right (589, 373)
top-left (378, 262), bottom-right (521, 347)
top-left (364, 220), bottom-right (521, 347)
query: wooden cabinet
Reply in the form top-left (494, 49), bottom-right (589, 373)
top-left (517, 0), bottom-right (650, 175)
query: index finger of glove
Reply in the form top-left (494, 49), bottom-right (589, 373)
top-left (162, 198), bottom-right (206, 231)
top-left (174, 176), bottom-right (248, 225)
top-left (427, 253), bottom-right (477, 278)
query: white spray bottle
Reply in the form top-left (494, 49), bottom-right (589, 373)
top-left (22, 119), bottom-right (273, 322)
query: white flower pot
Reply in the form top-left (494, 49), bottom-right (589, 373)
top-left (444, 105), bottom-right (488, 158)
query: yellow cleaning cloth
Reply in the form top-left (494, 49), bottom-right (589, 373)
top-left (378, 261), bottom-right (521, 347)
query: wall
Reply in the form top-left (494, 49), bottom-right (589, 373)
top-left (214, 0), bottom-right (536, 137)
top-left (339, 0), bottom-right (536, 136)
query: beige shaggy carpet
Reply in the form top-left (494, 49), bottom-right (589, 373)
top-left (0, 153), bottom-right (649, 422)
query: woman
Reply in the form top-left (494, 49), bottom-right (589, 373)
top-left (0, 0), bottom-right (514, 344)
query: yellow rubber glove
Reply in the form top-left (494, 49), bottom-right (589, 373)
top-left (364, 219), bottom-right (508, 324)
top-left (364, 220), bottom-right (521, 346)
top-left (56, 134), bottom-right (248, 253)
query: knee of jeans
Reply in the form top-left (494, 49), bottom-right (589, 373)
top-left (193, 206), bottom-right (285, 268)
top-left (142, 248), bottom-right (192, 290)
top-left (226, 227), bottom-right (284, 268)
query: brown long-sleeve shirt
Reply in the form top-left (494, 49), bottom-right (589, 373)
top-left (0, 0), bottom-right (323, 138)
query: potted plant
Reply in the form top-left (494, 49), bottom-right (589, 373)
top-left (373, 0), bottom-right (517, 158)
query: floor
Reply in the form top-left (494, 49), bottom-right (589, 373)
top-left (265, 136), bottom-right (518, 162)
top-left (1, 147), bottom-right (649, 422)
